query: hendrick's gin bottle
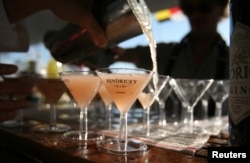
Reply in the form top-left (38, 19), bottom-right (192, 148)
top-left (229, 0), bottom-right (250, 146)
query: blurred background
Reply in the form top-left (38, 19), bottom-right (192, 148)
top-left (0, 0), bottom-right (229, 73)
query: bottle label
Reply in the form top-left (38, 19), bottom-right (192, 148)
top-left (229, 22), bottom-right (250, 125)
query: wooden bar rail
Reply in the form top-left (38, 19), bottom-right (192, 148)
top-left (0, 107), bottom-right (228, 162)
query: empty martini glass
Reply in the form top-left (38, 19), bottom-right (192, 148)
top-left (96, 68), bottom-right (153, 155)
top-left (60, 71), bottom-right (102, 145)
top-left (136, 75), bottom-right (169, 137)
top-left (169, 78), bottom-right (213, 133)
top-left (208, 79), bottom-right (229, 125)
top-left (156, 79), bottom-right (173, 127)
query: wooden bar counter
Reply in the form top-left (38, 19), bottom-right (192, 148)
top-left (0, 106), bottom-right (228, 162)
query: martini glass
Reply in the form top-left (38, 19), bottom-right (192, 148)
top-left (60, 71), bottom-right (102, 145)
top-left (169, 78), bottom-right (213, 133)
top-left (1, 75), bottom-right (37, 128)
top-left (137, 75), bottom-right (169, 137)
top-left (98, 84), bottom-right (113, 130)
top-left (156, 80), bottom-right (173, 127)
top-left (32, 73), bottom-right (71, 133)
top-left (96, 68), bottom-right (153, 155)
top-left (207, 79), bottom-right (229, 125)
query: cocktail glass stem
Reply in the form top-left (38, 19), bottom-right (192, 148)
top-left (105, 104), bottom-right (112, 130)
top-left (80, 107), bottom-right (88, 139)
top-left (49, 104), bottom-right (57, 130)
top-left (158, 99), bottom-right (166, 126)
top-left (215, 102), bottom-right (222, 125)
top-left (119, 112), bottom-right (128, 144)
top-left (185, 106), bottom-right (194, 133)
top-left (143, 107), bottom-right (150, 137)
top-left (201, 98), bottom-right (208, 121)
top-left (181, 103), bottom-right (188, 124)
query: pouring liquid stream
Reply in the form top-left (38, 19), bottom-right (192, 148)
top-left (127, 0), bottom-right (158, 89)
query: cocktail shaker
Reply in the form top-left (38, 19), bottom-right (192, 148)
top-left (45, 0), bottom-right (142, 68)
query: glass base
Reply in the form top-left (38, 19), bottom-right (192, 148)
top-left (97, 138), bottom-right (147, 155)
top-left (32, 123), bottom-right (71, 134)
top-left (61, 130), bottom-right (103, 145)
top-left (181, 124), bottom-right (207, 134)
top-left (1, 119), bottom-right (40, 128)
top-left (128, 125), bottom-right (167, 139)
top-left (130, 129), bottom-right (167, 139)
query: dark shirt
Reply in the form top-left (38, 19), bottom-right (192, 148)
top-left (132, 32), bottom-right (229, 80)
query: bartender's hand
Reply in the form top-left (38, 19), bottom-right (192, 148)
top-left (0, 64), bottom-right (31, 122)
top-left (111, 46), bottom-right (140, 65)
top-left (3, 0), bottom-right (107, 48)
top-left (48, 0), bottom-right (108, 48)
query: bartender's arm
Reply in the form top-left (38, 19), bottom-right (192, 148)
top-left (0, 0), bottom-right (108, 122)
top-left (2, 0), bottom-right (107, 48)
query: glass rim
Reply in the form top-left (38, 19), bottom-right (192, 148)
top-left (95, 68), bottom-right (154, 74)
top-left (59, 70), bottom-right (97, 75)
top-left (170, 78), bottom-right (214, 81)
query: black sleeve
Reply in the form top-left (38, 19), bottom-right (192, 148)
top-left (134, 43), bottom-right (176, 75)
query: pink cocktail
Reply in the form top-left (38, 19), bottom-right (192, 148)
top-left (96, 68), bottom-right (153, 155)
top-left (60, 71), bottom-right (102, 145)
